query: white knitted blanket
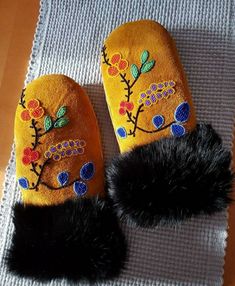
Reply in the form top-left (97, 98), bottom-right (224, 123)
top-left (1, 0), bottom-right (235, 285)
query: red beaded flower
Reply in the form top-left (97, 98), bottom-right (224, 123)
top-left (108, 53), bottom-right (128, 77)
top-left (21, 99), bottom-right (44, 121)
top-left (119, 101), bottom-right (134, 115)
top-left (22, 147), bottom-right (40, 165)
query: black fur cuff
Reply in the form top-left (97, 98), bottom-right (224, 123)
top-left (7, 197), bottom-right (127, 281)
top-left (107, 124), bottom-right (233, 227)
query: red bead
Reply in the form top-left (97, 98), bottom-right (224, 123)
top-left (119, 108), bottom-right (126, 115)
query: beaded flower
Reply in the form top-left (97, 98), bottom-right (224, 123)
top-left (20, 99), bottom-right (44, 121)
top-left (119, 101), bottom-right (134, 115)
top-left (22, 147), bottom-right (40, 165)
top-left (138, 81), bottom-right (176, 107)
top-left (107, 53), bottom-right (128, 77)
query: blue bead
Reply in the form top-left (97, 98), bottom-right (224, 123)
top-left (171, 124), bottom-right (186, 137)
top-left (152, 115), bottom-right (164, 129)
top-left (174, 102), bottom-right (190, 123)
top-left (116, 127), bottom-right (127, 138)
top-left (73, 181), bottom-right (87, 196)
top-left (18, 177), bottom-right (29, 189)
top-left (80, 162), bottom-right (95, 180)
top-left (57, 171), bottom-right (69, 186)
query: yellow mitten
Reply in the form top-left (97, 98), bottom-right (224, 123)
top-left (101, 20), bottom-right (232, 227)
top-left (8, 75), bottom-right (126, 281)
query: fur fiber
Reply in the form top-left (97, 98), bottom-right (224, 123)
top-left (107, 124), bottom-right (233, 227)
top-left (7, 197), bottom-right (127, 281)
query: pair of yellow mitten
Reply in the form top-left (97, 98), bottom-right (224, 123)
top-left (8, 20), bottom-right (233, 282)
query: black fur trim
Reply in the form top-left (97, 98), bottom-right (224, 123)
top-left (107, 124), bottom-right (233, 227)
top-left (7, 197), bottom-right (127, 281)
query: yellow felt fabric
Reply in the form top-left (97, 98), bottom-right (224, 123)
top-left (101, 20), bottom-right (196, 153)
top-left (15, 74), bottom-right (104, 206)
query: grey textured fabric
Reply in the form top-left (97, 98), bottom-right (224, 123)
top-left (1, 0), bottom-right (235, 285)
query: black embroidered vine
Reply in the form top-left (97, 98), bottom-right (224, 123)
top-left (119, 73), bottom-right (133, 102)
top-left (30, 162), bottom-right (40, 176)
top-left (19, 89), bottom-right (26, 109)
top-left (126, 105), bottom-right (144, 136)
top-left (18, 89), bottom-right (94, 194)
top-left (29, 159), bottom-right (80, 191)
top-left (18, 89), bottom-right (72, 192)
top-left (101, 46), bottom-right (111, 66)
top-left (28, 159), bottom-right (50, 191)
top-left (30, 116), bottom-right (65, 150)
top-left (30, 119), bottom-right (42, 149)
top-left (41, 179), bottom-right (80, 190)
top-left (119, 61), bottom-right (145, 102)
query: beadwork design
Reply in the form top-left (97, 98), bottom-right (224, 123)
top-left (73, 181), bottom-right (87, 196)
top-left (18, 177), bottom-right (29, 189)
top-left (73, 162), bottom-right (95, 196)
top-left (174, 102), bottom-right (190, 123)
top-left (105, 52), bottom-right (129, 77)
top-left (138, 81), bottom-right (176, 107)
top-left (20, 99), bottom-right (44, 121)
top-left (17, 89), bottom-right (93, 192)
top-left (80, 162), bottom-right (95, 180)
top-left (102, 46), bottom-right (190, 139)
top-left (44, 139), bottom-right (86, 161)
top-left (119, 100), bottom-right (134, 115)
top-left (57, 171), bottom-right (69, 186)
top-left (152, 115), bottom-right (165, 129)
top-left (116, 127), bottom-right (127, 138)
top-left (171, 123), bottom-right (186, 137)
top-left (22, 147), bottom-right (40, 165)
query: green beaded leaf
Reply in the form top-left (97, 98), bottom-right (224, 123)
top-left (131, 64), bottom-right (139, 79)
top-left (44, 115), bottom-right (53, 131)
top-left (141, 50), bottom-right (149, 64)
top-left (56, 106), bottom-right (67, 118)
top-left (54, 117), bottom-right (69, 128)
top-left (141, 60), bottom-right (155, 73)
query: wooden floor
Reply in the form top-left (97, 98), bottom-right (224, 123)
top-left (0, 0), bottom-right (39, 196)
top-left (0, 0), bottom-right (234, 285)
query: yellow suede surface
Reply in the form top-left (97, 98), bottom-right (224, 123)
top-left (15, 75), bottom-right (104, 206)
top-left (101, 20), bottom-right (196, 153)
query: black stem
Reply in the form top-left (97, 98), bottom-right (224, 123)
top-left (136, 121), bottom-right (175, 133)
top-left (19, 89), bottom-right (26, 109)
top-left (126, 104), bottom-right (144, 136)
top-left (127, 108), bottom-right (175, 134)
top-left (30, 162), bottom-right (40, 176)
top-left (101, 46), bottom-right (111, 66)
top-left (119, 63), bottom-right (143, 102)
top-left (29, 159), bottom-right (80, 191)
top-left (31, 117), bottom-right (61, 150)
top-left (41, 178), bottom-right (80, 190)
top-left (28, 159), bottom-right (50, 191)
top-left (28, 165), bottom-right (78, 191)
top-left (31, 119), bottom-right (40, 150)
top-left (120, 73), bottom-right (133, 101)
